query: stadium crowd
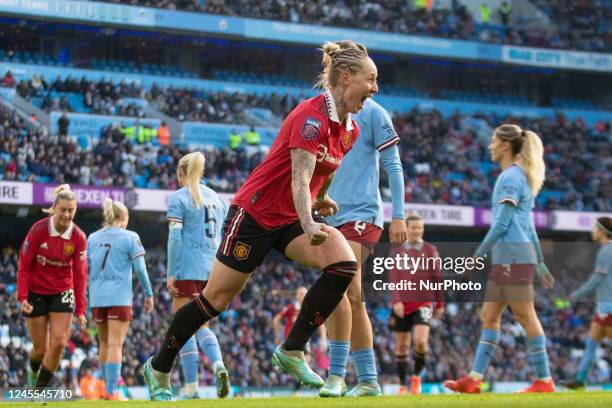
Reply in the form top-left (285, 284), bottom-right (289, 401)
top-left (2, 99), bottom-right (609, 211)
top-left (0, 244), bottom-right (609, 390)
top-left (11, 74), bottom-right (303, 124)
top-left (147, 84), bottom-right (301, 123)
top-left (104, 0), bottom-right (612, 52)
top-left (16, 75), bottom-right (147, 117)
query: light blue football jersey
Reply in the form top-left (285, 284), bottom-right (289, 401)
top-left (167, 184), bottom-right (228, 281)
top-left (327, 98), bottom-right (400, 228)
top-left (594, 242), bottom-right (612, 314)
top-left (490, 164), bottom-right (538, 265)
top-left (88, 227), bottom-right (145, 307)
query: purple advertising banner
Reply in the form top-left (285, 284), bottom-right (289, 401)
top-left (33, 183), bottom-right (126, 209)
top-left (474, 208), bottom-right (549, 229)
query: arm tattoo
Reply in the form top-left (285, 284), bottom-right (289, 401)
top-left (317, 171), bottom-right (336, 201)
top-left (291, 149), bottom-right (317, 227)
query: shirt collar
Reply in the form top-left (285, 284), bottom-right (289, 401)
top-left (49, 216), bottom-right (74, 240)
top-left (323, 88), bottom-right (354, 131)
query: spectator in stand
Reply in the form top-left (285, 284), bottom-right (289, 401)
top-left (1, 70), bottom-right (15, 88)
top-left (480, 3), bottom-right (492, 24)
top-left (157, 121), bottom-right (170, 146)
top-left (229, 129), bottom-right (242, 150)
top-left (58, 112), bottom-right (70, 137)
top-left (244, 125), bottom-right (260, 146)
top-left (499, 1), bottom-right (512, 27)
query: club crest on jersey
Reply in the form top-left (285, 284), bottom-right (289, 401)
top-left (342, 132), bottom-right (351, 149)
top-left (301, 117), bottom-right (322, 140)
top-left (64, 243), bottom-right (75, 257)
top-left (233, 241), bottom-right (251, 260)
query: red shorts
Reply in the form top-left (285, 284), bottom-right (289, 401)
top-left (175, 280), bottom-right (207, 298)
top-left (92, 306), bottom-right (132, 323)
top-left (594, 313), bottom-right (612, 327)
top-left (337, 221), bottom-right (382, 253)
top-left (490, 264), bottom-right (536, 285)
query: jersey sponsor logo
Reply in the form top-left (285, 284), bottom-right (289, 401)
top-left (40, 242), bottom-right (48, 249)
top-left (301, 117), bottom-right (322, 140)
top-left (64, 243), bottom-right (75, 257)
top-left (36, 255), bottom-right (69, 267)
top-left (233, 241), bottom-right (251, 260)
top-left (79, 250), bottom-right (87, 261)
top-left (316, 144), bottom-right (342, 166)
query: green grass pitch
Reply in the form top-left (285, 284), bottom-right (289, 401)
top-left (3, 392), bottom-right (610, 408)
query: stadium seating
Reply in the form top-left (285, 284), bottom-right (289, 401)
top-left (99, 0), bottom-right (612, 52)
top-left (1, 101), bottom-right (609, 212)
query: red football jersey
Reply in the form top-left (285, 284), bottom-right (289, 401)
top-left (17, 217), bottom-right (88, 316)
top-left (233, 89), bottom-right (359, 228)
top-left (279, 301), bottom-right (299, 340)
top-left (389, 241), bottom-right (444, 315)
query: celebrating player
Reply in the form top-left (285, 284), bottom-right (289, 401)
top-left (140, 40), bottom-right (377, 401)
top-left (318, 77), bottom-right (407, 397)
top-left (165, 152), bottom-right (230, 399)
top-left (561, 217), bottom-right (612, 389)
top-left (17, 184), bottom-right (87, 388)
top-left (273, 287), bottom-right (328, 394)
top-left (88, 198), bottom-right (154, 400)
top-left (389, 214), bottom-right (443, 395)
top-left (444, 124), bottom-right (556, 394)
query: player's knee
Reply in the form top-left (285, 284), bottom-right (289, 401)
top-left (396, 341), bottom-right (410, 355)
top-left (202, 289), bottom-right (233, 312)
top-left (347, 288), bottom-right (363, 307)
top-left (49, 337), bottom-right (66, 352)
top-left (396, 345), bottom-right (410, 355)
top-left (317, 232), bottom-right (356, 268)
top-left (513, 310), bottom-right (535, 327)
top-left (31, 345), bottom-right (47, 358)
top-left (107, 338), bottom-right (125, 349)
top-left (414, 341), bottom-right (428, 354)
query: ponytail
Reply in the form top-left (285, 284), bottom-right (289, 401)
top-left (43, 184), bottom-right (76, 214)
top-left (516, 130), bottom-right (545, 196)
top-left (102, 197), bottom-right (128, 227)
top-left (494, 124), bottom-right (546, 196)
top-left (178, 152), bottom-right (205, 208)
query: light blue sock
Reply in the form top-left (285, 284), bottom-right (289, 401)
top-left (328, 340), bottom-right (350, 378)
top-left (105, 362), bottom-right (121, 395)
top-left (99, 363), bottom-right (106, 383)
top-left (472, 329), bottom-right (500, 376)
top-left (196, 327), bottom-right (224, 368)
top-left (179, 336), bottom-right (200, 385)
top-left (353, 348), bottom-right (378, 384)
top-left (527, 335), bottom-right (551, 380)
top-left (577, 337), bottom-right (598, 383)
